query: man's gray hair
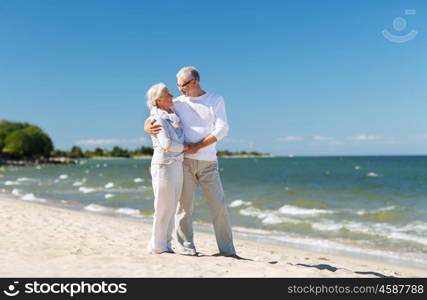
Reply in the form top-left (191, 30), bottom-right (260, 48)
top-left (176, 66), bottom-right (200, 82)
top-left (146, 82), bottom-right (166, 109)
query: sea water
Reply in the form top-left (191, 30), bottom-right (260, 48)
top-left (1, 156), bottom-right (426, 267)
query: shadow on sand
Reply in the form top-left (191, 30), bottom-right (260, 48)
top-left (296, 263), bottom-right (396, 278)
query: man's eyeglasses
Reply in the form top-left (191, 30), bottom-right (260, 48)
top-left (177, 79), bottom-right (194, 88)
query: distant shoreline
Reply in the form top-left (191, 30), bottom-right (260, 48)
top-left (4, 154), bottom-right (427, 166)
top-left (87, 154), bottom-right (273, 160)
top-left (0, 157), bottom-right (77, 166)
top-left (0, 155), bottom-right (272, 166)
top-left (219, 154), bottom-right (272, 158)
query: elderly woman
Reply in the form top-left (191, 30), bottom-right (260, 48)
top-left (146, 83), bottom-right (185, 254)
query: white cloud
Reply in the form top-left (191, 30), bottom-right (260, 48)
top-left (221, 137), bottom-right (247, 144)
top-left (349, 134), bottom-right (381, 141)
top-left (415, 134), bottom-right (427, 140)
top-left (311, 136), bottom-right (344, 146)
top-left (276, 136), bottom-right (304, 142)
top-left (76, 137), bottom-right (147, 145)
top-left (313, 136), bottom-right (335, 141)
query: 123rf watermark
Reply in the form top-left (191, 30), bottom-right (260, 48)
top-left (2, 280), bottom-right (127, 297)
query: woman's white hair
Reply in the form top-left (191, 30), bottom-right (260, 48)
top-left (176, 66), bottom-right (200, 81)
top-left (146, 82), bottom-right (167, 109)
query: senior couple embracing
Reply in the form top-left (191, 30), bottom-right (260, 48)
top-left (144, 66), bottom-right (239, 259)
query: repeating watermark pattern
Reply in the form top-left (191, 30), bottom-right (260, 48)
top-left (382, 9), bottom-right (418, 43)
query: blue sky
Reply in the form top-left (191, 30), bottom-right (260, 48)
top-left (1, 0), bottom-right (426, 156)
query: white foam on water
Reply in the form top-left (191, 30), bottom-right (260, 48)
top-left (312, 221), bottom-right (344, 231)
top-left (134, 178), bottom-right (144, 183)
top-left (36, 166), bottom-right (41, 170)
top-left (262, 214), bottom-right (302, 225)
top-left (311, 219), bottom-right (427, 247)
top-left (354, 222), bottom-right (427, 246)
top-left (21, 193), bottom-right (37, 201)
top-left (354, 165), bottom-right (361, 170)
top-left (78, 187), bottom-right (96, 193)
top-left (229, 199), bottom-right (252, 208)
top-left (378, 205), bottom-right (397, 212)
top-left (59, 174), bottom-right (68, 180)
top-left (103, 164), bottom-right (108, 167)
top-left (116, 207), bottom-right (141, 217)
top-left (4, 181), bottom-right (19, 186)
top-left (269, 234), bottom-right (427, 267)
top-left (357, 205), bottom-right (397, 215)
top-left (73, 181), bottom-right (84, 187)
top-left (240, 207), bottom-right (302, 225)
top-left (12, 189), bottom-right (22, 196)
top-left (233, 226), bottom-right (273, 235)
top-left (239, 207), bottom-right (268, 218)
top-left (395, 221), bottom-right (427, 235)
top-left (17, 177), bottom-right (37, 182)
top-left (388, 232), bottom-right (427, 246)
top-left (262, 214), bottom-right (284, 224)
top-left (105, 193), bottom-right (114, 199)
top-left (84, 203), bottom-right (112, 213)
top-left (367, 172), bottom-right (380, 177)
top-left (231, 225), bottom-right (427, 267)
top-left (105, 182), bottom-right (114, 189)
top-left (229, 226), bottom-right (427, 267)
top-left (346, 222), bottom-right (386, 235)
top-left (20, 193), bottom-right (46, 203)
top-left (278, 205), bottom-right (333, 216)
top-left (313, 220), bottom-right (377, 236)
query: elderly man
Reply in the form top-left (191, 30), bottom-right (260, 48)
top-left (144, 66), bottom-right (238, 258)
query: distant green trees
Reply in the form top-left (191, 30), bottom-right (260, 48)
top-left (111, 146), bottom-right (130, 158)
top-left (217, 150), bottom-right (269, 157)
top-left (51, 149), bottom-right (68, 157)
top-left (94, 147), bottom-right (104, 156)
top-left (69, 146), bottom-right (85, 158)
top-left (50, 145), bottom-right (155, 158)
top-left (132, 146), bottom-right (154, 156)
top-left (0, 120), bottom-right (53, 159)
top-left (51, 146), bottom-right (86, 159)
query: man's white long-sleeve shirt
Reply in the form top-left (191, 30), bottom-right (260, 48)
top-left (173, 92), bottom-right (229, 162)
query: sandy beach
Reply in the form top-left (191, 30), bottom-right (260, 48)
top-left (0, 195), bottom-right (425, 278)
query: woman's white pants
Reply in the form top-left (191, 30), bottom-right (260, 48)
top-left (148, 161), bottom-right (183, 254)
